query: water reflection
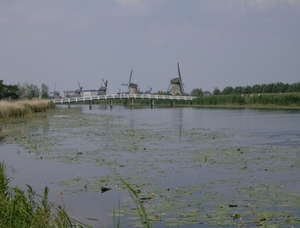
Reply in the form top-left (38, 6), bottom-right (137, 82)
top-left (170, 108), bottom-right (183, 142)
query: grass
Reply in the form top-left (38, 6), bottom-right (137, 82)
top-left (193, 93), bottom-right (300, 107)
top-left (120, 178), bottom-right (152, 228)
top-left (70, 93), bottom-right (300, 108)
top-left (0, 99), bottom-right (55, 120)
top-left (0, 161), bottom-right (91, 228)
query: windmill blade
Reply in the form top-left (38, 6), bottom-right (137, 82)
top-left (177, 62), bottom-right (182, 80)
top-left (102, 79), bottom-right (106, 86)
top-left (129, 70), bottom-right (133, 84)
top-left (167, 82), bottom-right (171, 93)
top-left (105, 80), bottom-right (108, 87)
top-left (77, 81), bottom-right (83, 91)
top-left (179, 81), bottom-right (185, 95)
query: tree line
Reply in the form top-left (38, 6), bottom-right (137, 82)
top-left (2, 80), bottom-right (300, 100)
top-left (191, 82), bottom-right (300, 97)
top-left (0, 80), bottom-right (49, 100)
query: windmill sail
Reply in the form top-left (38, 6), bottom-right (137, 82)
top-left (145, 85), bottom-right (152, 94)
top-left (167, 63), bottom-right (185, 95)
top-left (74, 81), bottom-right (82, 97)
top-left (99, 79), bottom-right (108, 95)
top-left (49, 83), bottom-right (62, 99)
top-left (121, 70), bottom-right (139, 94)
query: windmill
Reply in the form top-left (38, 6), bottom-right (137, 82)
top-left (74, 81), bottom-right (83, 97)
top-left (167, 63), bottom-right (185, 95)
top-left (99, 79), bottom-right (108, 95)
top-left (49, 83), bottom-right (61, 99)
top-left (144, 85), bottom-right (153, 94)
top-left (121, 70), bottom-right (139, 94)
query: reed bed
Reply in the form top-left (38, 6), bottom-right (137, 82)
top-left (193, 93), bottom-right (300, 107)
top-left (0, 99), bottom-right (55, 120)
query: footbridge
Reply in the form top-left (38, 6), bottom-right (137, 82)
top-left (51, 94), bottom-right (196, 109)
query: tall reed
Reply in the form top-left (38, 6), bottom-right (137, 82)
top-left (120, 178), bottom-right (152, 228)
top-left (0, 161), bottom-right (91, 228)
top-left (193, 93), bottom-right (300, 107)
top-left (0, 99), bottom-right (55, 120)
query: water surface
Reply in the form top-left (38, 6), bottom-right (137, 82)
top-left (1, 105), bottom-right (300, 227)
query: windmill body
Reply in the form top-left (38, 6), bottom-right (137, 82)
top-left (63, 79), bottom-right (109, 98)
top-left (144, 85), bottom-right (153, 94)
top-left (99, 79), bottom-right (108, 95)
top-left (167, 63), bottom-right (185, 95)
top-left (49, 91), bottom-right (62, 99)
top-left (121, 70), bottom-right (140, 94)
top-left (49, 84), bottom-right (62, 99)
top-left (63, 81), bottom-right (83, 98)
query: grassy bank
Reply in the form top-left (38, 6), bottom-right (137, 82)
top-left (0, 161), bottom-right (90, 228)
top-left (92, 93), bottom-right (300, 108)
top-left (193, 93), bottom-right (300, 107)
top-left (0, 99), bottom-right (55, 120)
top-left (55, 93), bottom-right (300, 109)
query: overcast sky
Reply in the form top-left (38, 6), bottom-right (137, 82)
top-left (1, 0), bottom-right (300, 94)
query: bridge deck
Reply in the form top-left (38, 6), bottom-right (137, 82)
top-left (52, 94), bottom-right (195, 104)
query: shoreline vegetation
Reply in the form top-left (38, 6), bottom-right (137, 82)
top-left (1, 93), bottom-right (299, 121)
top-left (0, 99), bottom-right (55, 121)
top-left (0, 161), bottom-right (91, 228)
top-left (90, 93), bottom-right (300, 109)
top-left (192, 93), bottom-right (300, 107)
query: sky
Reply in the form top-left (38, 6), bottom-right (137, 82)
top-left (1, 0), bottom-right (300, 94)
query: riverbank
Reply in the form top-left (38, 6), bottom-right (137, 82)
top-left (90, 93), bottom-right (300, 109)
top-left (0, 99), bottom-right (55, 121)
top-left (192, 93), bottom-right (300, 107)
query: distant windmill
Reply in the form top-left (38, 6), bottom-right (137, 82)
top-left (99, 79), bottom-right (108, 95)
top-left (74, 81), bottom-right (83, 97)
top-left (144, 85), bottom-right (153, 94)
top-left (121, 70), bottom-right (139, 94)
top-left (49, 83), bottom-right (61, 99)
top-left (167, 63), bottom-right (185, 95)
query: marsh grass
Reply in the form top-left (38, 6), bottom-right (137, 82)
top-left (193, 93), bottom-right (300, 107)
top-left (0, 161), bottom-right (91, 228)
top-left (0, 99), bottom-right (55, 120)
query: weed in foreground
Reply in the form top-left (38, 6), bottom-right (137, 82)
top-left (120, 178), bottom-right (152, 228)
top-left (0, 161), bottom-right (91, 228)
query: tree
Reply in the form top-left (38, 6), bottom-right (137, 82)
top-left (213, 87), bottom-right (220, 95)
top-left (190, 88), bottom-right (203, 97)
top-left (233, 86), bottom-right (243, 94)
top-left (251, 84), bottom-right (262, 94)
top-left (273, 82), bottom-right (287, 93)
top-left (41, 84), bottom-right (49, 99)
top-left (17, 83), bottom-right (40, 99)
top-left (222, 86), bottom-right (234, 95)
top-left (0, 80), bottom-right (4, 99)
top-left (242, 85), bottom-right (252, 94)
top-left (262, 83), bottom-right (274, 93)
top-left (0, 80), bottom-right (19, 100)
